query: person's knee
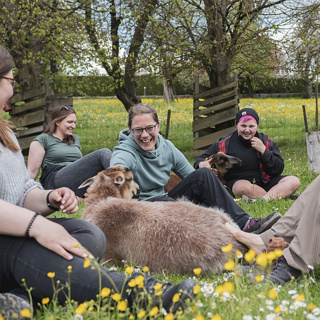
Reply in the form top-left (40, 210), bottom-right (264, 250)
top-left (71, 220), bottom-right (107, 259)
top-left (232, 180), bottom-right (254, 195)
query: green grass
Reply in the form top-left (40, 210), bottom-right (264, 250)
top-left (19, 98), bottom-right (320, 319)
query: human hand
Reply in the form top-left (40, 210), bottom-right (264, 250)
top-left (30, 217), bottom-right (93, 260)
top-left (198, 159), bottom-right (212, 169)
top-left (250, 137), bottom-right (266, 154)
top-left (48, 188), bottom-right (78, 213)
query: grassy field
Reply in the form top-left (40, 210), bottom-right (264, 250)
top-left (14, 98), bottom-right (320, 319)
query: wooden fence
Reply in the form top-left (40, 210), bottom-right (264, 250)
top-left (193, 75), bottom-right (239, 157)
top-left (9, 80), bottom-right (73, 155)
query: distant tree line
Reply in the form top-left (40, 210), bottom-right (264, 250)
top-left (52, 75), bottom-right (308, 97)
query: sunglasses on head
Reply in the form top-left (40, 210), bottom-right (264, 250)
top-left (60, 105), bottom-right (75, 111)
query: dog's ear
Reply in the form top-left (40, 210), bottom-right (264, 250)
top-left (79, 177), bottom-right (95, 189)
top-left (210, 153), bottom-right (219, 161)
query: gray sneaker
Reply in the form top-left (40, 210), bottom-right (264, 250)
top-left (0, 293), bottom-right (31, 320)
top-left (243, 212), bottom-right (282, 234)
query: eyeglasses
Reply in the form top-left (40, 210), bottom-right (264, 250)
top-left (60, 105), bottom-right (75, 111)
top-left (131, 124), bottom-right (158, 136)
top-left (0, 76), bottom-right (17, 89)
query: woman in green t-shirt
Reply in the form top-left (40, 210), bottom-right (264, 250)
top-left (28, 106), bottom-right (112, 197)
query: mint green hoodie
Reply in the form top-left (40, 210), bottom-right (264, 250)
top-left (110, 129), bottom-right (194, 201)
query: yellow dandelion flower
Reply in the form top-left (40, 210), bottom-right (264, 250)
top-left (125, 266), bottom-right (134, 274)
top-left (142, 266), bottom-right (149, 272)
top-left (42, 297), bottom-right (50, 304)
top-left (83, 257), bottom-right (91, 268)
top-left (155, 290), bottom-right (163, 296)
top-left (274, 249), bottom-right (283, 258)
top-left (221, 243), bottom-right (233, 253)
top-left (112, 293), bottom-right (121, 301)
top-left (256, 252), bottom-right (268, 267)
top-left (128, 279), bottom-right (137, 287)
top-left (268, 288), bottom-right (278, 300)
top-left (164, 313), bottom-right (174, 320)
top-left (224, 260), bottom-right (235, 271)
top-left (137, 310), bottom-right (146, 318)
top-left (211, 315), bottom-right (223, 320)
top-left (73, 242), bottom-right (79, 248)
top-left (20, 309), bottom-right (31, 318)
top-left (172, 293), bottom-right (180, 303)
top-left (100, 287), bottom-right (111, 298)
top-left (47, 272), bottom-right (55, 278)
top-left (75, 303), bottom-right (87, 315)
top-left (136, 275), bottom-right (144, 288)
top-left (244, 249), bottom-right (256, 263)
top-left (215, 285), bottom-right (224, 295)
top-left (68, 265), bottom-right (72, 271)
top-left (194, 314), bottom-right (205, 320)
top-left (129, 315), bottom-right (134, 319)
top-left (193, 284), bottom-right (201, 295)
top-left (149, 306), bottom-right (159, 316)
top-left (88, 306), bottom-right (94, 311)
top-left (154, 283), bottom-right (163, 290)
top-left (117, 300), bottom-right (127, 312)
top-left (236, 250), bottom-right (243, 258)
top-left (274, 305), bottom-right (281, 314)
top-left (254, 275), bottom-right (264, 283)
top-left (295, 294), bottom-right (305, 302)
top-left (0, 315), bottom-right (3, 320)
top-left (193, 267), bottom-right (202, 275)
top-left (223, 281), bottom-right (234, 294)
top-left (266, 251), bottom-right (277, 261)
top-left (308, 303), bottom-right (316, 311)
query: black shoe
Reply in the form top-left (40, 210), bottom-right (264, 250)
top-left (243, 212), bottom-right (282, 234)
top-left (160, 278), bottom-right (197, 314)
top-left (126, 274), bottom-right (197, 314)
top-left (268, 256), bottom-right (301, 284)
top-left (0, 293), bottom-right (31, 320)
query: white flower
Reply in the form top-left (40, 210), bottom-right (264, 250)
top-left (288, 289), bottom-right (297, 295)
top-left (74, 315), bottom-right (83, 320)
top-left (243, 316), bottom-right (253, 320)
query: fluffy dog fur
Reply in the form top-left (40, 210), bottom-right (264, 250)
top-left (80, 166), bottom-right (248, 275)
top-left (164, 151), bottom-right (242, 192)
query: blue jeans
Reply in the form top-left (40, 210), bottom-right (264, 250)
top-left (0, 218), bottom-right (127, 305)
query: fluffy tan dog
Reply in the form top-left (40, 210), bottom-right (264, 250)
top-left (80, 166), bottom-right (247, 274)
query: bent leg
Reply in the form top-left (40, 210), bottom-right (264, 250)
top-left (54, 148), bottom-right (112, 197)
top-left (169, 168), bottom-right (250, 228)
top-left (0, 221), bottom-right (125, 305)
top-left (232, 180), bottom-right (266, 199)
top-left (263, 176), bottom-right (300, 201)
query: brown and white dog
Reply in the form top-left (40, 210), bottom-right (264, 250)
top-left (164, 151), bottom-right (242, 192)
top-left (80, 166), bottom-right (247, 275)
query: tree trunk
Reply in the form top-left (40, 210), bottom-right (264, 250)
top-left (304, 80), bottom-right (312, 98)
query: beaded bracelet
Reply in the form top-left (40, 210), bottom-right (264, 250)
top-left (25, 212), bottom-right (41, 238)
top-left (46, 191), bottom-right (57, 211)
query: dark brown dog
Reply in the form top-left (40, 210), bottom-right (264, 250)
top-left (164, 151), bottom-right (242, 192)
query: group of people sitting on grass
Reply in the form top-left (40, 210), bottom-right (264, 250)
top-left (1, 44), bottom-right (319, 320)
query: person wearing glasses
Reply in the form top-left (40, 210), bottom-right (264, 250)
top-left (0, 45), bottom-right (197, 318)
top-left (27, 105), bottom-right (112, 198)
top-left (110, 103), bottom-right (281, 234)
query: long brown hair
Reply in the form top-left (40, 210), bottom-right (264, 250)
top-left (44, 105), bottom-right (76, 144)
top-left (0, 46), bottom-right (20, 152)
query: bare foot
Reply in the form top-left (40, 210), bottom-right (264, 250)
top-left (225, 222), bottom-right (267, 254)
